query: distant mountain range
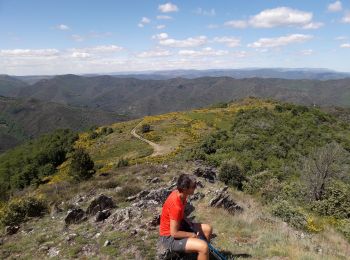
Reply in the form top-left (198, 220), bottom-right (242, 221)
top-left (1, 69), bottom-right (350, 151)
top-left (0, 95), bottom-right (128, 152)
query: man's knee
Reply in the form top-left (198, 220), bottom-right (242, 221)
top-left (199, 240), bottom-right (209, 254)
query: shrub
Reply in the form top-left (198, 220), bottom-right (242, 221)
top-left (219, 159), bottom-right (245, 190)
top-left (141, 124), bottom-right (151, 133)
top-left (117, 185), bottom-right (142, 199)
top-left (337, 219), bottom-right (350, 242)
top-left (0, 196), bottom-right (47, 226)
top-left (271, 200), bottom-right (307, 230)
top-left (260, 178), bottom-right (282, 203)
top-left (69, 148), bottom-right (95, 181)
top-left (117, 158), bottom-right (129, 168)
top-left (311, 181), bottom-right (350, 218)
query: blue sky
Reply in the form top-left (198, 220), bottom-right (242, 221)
top-left (0, 0), bottom-right (350, 75)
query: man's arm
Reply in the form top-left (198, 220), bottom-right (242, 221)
top-left (170, 219), bottom-right (197, 239)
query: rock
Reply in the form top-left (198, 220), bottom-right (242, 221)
top-left (65, 208), bottom-right (86, 225)
top-left (148, 214), bottom-right (161, 228)
top-left (39, 245), bottom-right (50, 252)
top-left (114, 187), bottom-right (123, 193)
top-left (193, 167), bottom-right (217, 183)
top-left (131, 229), bottom-right (137, 235)
top-left (5, 225), bottom-right (20, 235)
top-left (48, 247), bottom-right (60, 258)
top-left (209, 192), bottom-right (243, 214)
top-left (99, 172), bottom-right (110, 177)
top-left (95, 209), bottom-right (111, 222)
top-left (86, 194), bottom-right (115, 216)
top-left (94, 232), bottom-right (101, 238)
top-left (150, 177), bottom-right (160, 183)
top-left (104, 240), bottom-right (111, 247)
top-left (66, 233), bottom-right (77, 241)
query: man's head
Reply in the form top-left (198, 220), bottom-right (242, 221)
top-left (177, 174), bottom-right (196, 195)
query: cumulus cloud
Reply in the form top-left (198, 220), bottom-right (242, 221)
top-left (342, 12), bottom-right (350, 23)
top-left (194, 8), bottom-right (216, 16)
top-left (207, 24), bottom-right (219, 29)
top-left (156, 25), bottom-right (166, 29)
top-left (154, 33), bottom-right (207, 48)
top-left (55, 24), bottom-right (70, 30)
top-left (0, 48), bottom-right (60, 57)
top-left (213, 37), bottom-right (240, 47)
top-left (248, 34), bottom-right (313, 48)
top-left (224, 20), bottom-right (248, 28)
top-left (328, 1), bottom-right (342, 12)
top-left (335, 36), bottom-right (348, 40)
top-left (158, 2), bottom-right (179, 13)
top-left (138, 17), bottom-right (151, 28)
top-left (156, 15), bottom-right (173, 20)
top-left (340, 43), bottom-right (350, 48)
top-left (137, 48), bottom-right (171, 58)
top-left (225, 7), bottom-right (321, 29)
top-left (71, 34), bottom-right (85, 42)
top-left (178, 47), bottom-right (228, 57)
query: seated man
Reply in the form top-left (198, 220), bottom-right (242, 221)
top-left (159, 174), bottom-right (213, 260)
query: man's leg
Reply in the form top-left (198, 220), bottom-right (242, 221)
top-left (185, 237), bottom-right (209, 260)
top-left (192, 223), bottom-right (213, 242)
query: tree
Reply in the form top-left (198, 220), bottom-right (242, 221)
top-left (219, 159), bottom-right (246, 190)
top-left (69, 148), bottom-right (95, 181)
top-left (303, 142), bottom-right (347, 201)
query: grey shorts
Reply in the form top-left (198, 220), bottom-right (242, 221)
top-left (159, 235), bottom-right (188, 252)
top-left (159, 220), bottom-right (201, 253)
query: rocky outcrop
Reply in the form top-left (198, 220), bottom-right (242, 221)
top-left (64, 208), bottom-right (86, 225)
top-left (193, 166), bottom-right (217, 183)
top-left (209, 187), bottom-right (243, 214)
top-left (86, 194), bottom-right (115, 216)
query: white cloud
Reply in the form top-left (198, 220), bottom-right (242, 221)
top-left (156, 25), bottom-right (166, 30)
top-left (138, 17), bottom-right (151, 28)
top-left (71, 52), bottom-right (91, 58)
top-left (178, 47), bottom-right (228, 57)
top-left (158, 2), bottom-right (179, 13)
top-left (137, 49), bottom-right (171, 58)
top-left (233, 51), bottom-right (248, 58)
top-left (342, 12), bottom-right (350, 23)
top-left (328, 1), bottom-right (342, 12)
top-left (158, 35), bottom-right (207, 48)
top-left (156, 15), bottom-right (173, 20)
top-left (249, 7), bottom-right (313, 28)
top-left (152, 33), bottom-right (169, 40)
top-left (300, 49), bottom-right (313, 55)
top-left (213, 37), bottom-right (240, 48)
top-left (71, 45), bottom-right (123, 54)
top-left (248, 34), bottom-right (313, 48)
top-left (0, 48), bottom-right (60, 57)
top-left (302, 22), bottom-right (323, 29)
top-left (141, 17), bottom-right (151, 24)
top-left (55, 24), bottom-right (70, 30)
top-left (224, 20), bottom-right (248, 28)
top-left (194, 8), bottom-right (216, 16)
top-left (340, 43), bottom-right (350, 48)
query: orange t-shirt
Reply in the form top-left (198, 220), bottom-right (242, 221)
top-left (159, 190), bottom-right (187, 236)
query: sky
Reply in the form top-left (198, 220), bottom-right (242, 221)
top-left (0, 0), bottom-right (350, 75)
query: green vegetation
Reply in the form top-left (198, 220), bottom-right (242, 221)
top-left (141, 123), bottom-right (151, 133)
top-left (189, 103), bottom-right (350, 239)
top-left (0, 129), bottom-right (78, 200)
top-left (69, 148), bottom-right (95, 181)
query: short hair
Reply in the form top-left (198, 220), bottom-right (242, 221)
top-left (177, 174), bottom-right (196, 192)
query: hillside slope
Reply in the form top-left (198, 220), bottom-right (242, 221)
top-left (0, 98), bottom-right (349, 259)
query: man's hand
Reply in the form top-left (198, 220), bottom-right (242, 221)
top-left (190, 232), bottom-right (199, 238)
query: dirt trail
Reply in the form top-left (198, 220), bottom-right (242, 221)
top-left (131, 122), bottom-right (168, 157)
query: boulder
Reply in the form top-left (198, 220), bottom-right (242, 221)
top-left (95, 209), bottom-right (111, 222)
top-left (86, 194), bottom-right (115, 216)
top-left (64, 208), bottom-right (86, 225)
